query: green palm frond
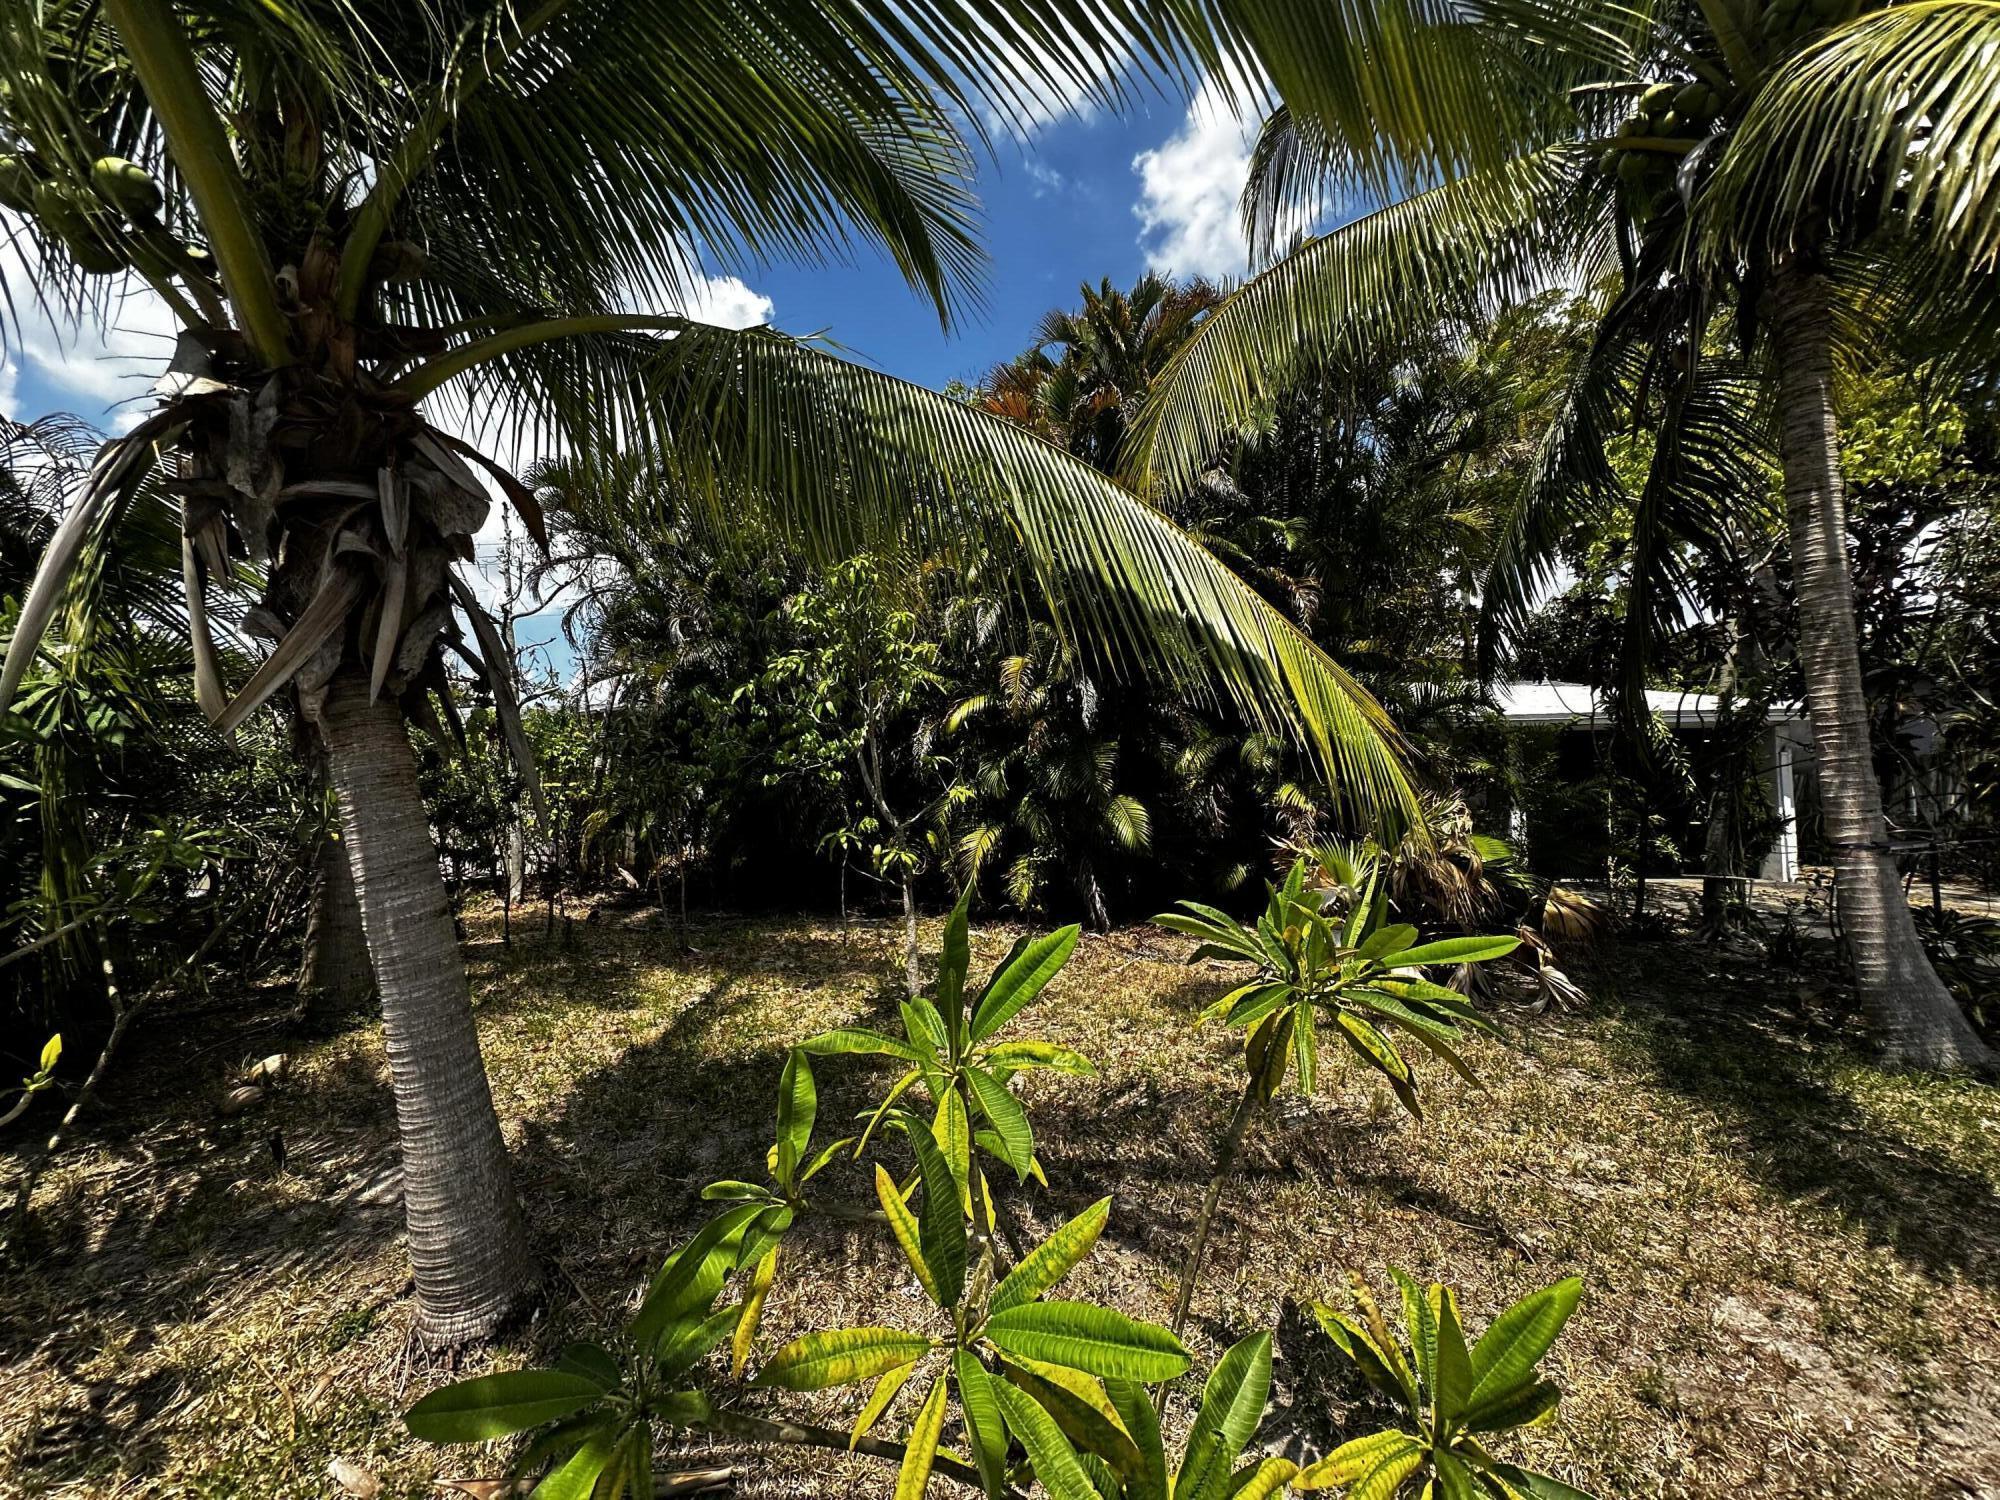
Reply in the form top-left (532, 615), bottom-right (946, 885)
top-left (476, 320), bottom-right (1420, 835)
top-left (1706, 0), bottom-right (2000, 279)
top-left (1127, 145), bottom-right (1594, 498)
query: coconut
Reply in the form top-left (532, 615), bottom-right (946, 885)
top-left (90, 156), bottom-right (163, 220)
top-left (0, 154), bottom-right (37, 213)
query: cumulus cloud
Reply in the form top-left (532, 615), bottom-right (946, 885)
top-left (1131, 77), bottom-right (1265, 282)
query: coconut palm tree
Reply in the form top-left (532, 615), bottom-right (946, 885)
top-left (0, 1), bottom-right (1423, 1340)
top-left (1126, 0), bottom-right (2000, 1073)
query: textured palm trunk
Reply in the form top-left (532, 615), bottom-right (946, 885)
top-left (299, 832), bottom-right (375, 1014)
top-left (319, 670), bottom-right (535, 1339)
top-left (1771, 268), bottom-right (1993, 1073)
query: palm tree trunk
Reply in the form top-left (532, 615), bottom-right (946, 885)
top-left (318, 669), bottom-right (535, 1340)
top-left (1770, 267), bottom-right (1993, 1073)
top-left (299, 831), bottom-right (375, 1015)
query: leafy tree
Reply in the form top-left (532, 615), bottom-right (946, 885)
top-left (1, 1), bottom-right (1421, 1338)
top-left (1129, 0), bottom-right (2000, 1071)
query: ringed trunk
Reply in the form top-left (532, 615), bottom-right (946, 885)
top-left (319, 670), bottom-right (535, 1340)
top-left (1770, 267), bottom-right (1993, 1074)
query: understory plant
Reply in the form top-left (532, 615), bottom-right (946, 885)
top-left (1154, 855), bottom-right (1518, 1332)
top-left (406, 906), bottom-right (1594, 1498)
top-left (1301, 1271), bottom-right (1594, 1500)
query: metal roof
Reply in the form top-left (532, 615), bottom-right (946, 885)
top-left (1490, 681), bottom-right (1804, 729)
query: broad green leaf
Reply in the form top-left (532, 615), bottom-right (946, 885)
top-left (1293, 1429), bottom-right (1423, 1494)
top-left (1358, 923), bottom-right (1418, 960)
top-left (1293, 1001), bottom-right (1319, 1095)
top-left (1153, 909), bottom-right (1262, 961)
top-left (993, 1379), bottom-right (1104, 1500)
top-left (629, 1203), bottom-right (758, 1351)
top-left (801, 1027), bottom-right (921, 1061)
top-left (991, 1196), bottom-right (1111, 1314)
top-left (902, 998), bottom-right (950, 1055)
top-left (700, 1180), bottom-right (771, 1201)
top-left (737, 1203), bottom-right (793, 1275)
top-left (1224, 982), bottom-right (1292, 1028)
top-left (983, 1301), bottom-right (1190, 1383)
top-left (933, 1088), bottom-right (974, 1209)
top-left (938, 884), bottom-right (974, 1043)
top-left (876, 1163), bottom-right (944, 1306)
top-left (1466, 1278), bottom-right (1583, 1414)
top-left (1175, 1330), bottom-right (1273, 1500)
top-left (1433, 1446), bottom-right (1479, 1500)
top-left (1433, 1285), bottom-right (1474, 1430)
top-left (528, 1420), bottom-right (618, 1500)
top-left (982, 1040), bottom-right (1097, 1076)
top-left (1000, 1356), bottom-right (1144, 1482)
top-left (850, 1360), bottom-right (919, 1448)
top-left (1479, 1462), bottom-right (1601, 1500)
top-left (1105, 1380), bottom-right (1168, 1500)
top-left (656, 1301), bottom-right (741, 1382)
top-left (1335, 1012), bottom-right (1412, 1084)
top-left (1394, 935), bottom-right (1521, 967)
top-left (964, 1066), bottom-right (1035, 1181)
top-left (1226, 1456), bottom-right (1300, 1500)
top-left (955, 1349), bottom-right (1011, 1498)
top-left (856, 1068), bottom-right (922, 1156)
top-left (903, 1112), bottom-right (968, 1306)
top-left (404, 1369), bottom-right (603, 1443)
top-left (894, 1376), bottom-right (950, 1500)
top-left (732, 1248), bottom-right (779, 1377)
top-left (554, 1342), bottom-right (621, 1392)
top-left (1313, 1302), bottom-right (1416, 1408)
top-left (774, 1048), bottom-right (815, 1185)
top-left (801, 1135), bottom-right (855, 1184)
top-left (972, 924), bottom-right (1080, 1042)
top-left (1390, 1267), bottom-right (1438, 1406)
top-left (753, 1326), bottom-right (930, 1391)
top-left (1465, 1379), bottom-right (1561, 1433)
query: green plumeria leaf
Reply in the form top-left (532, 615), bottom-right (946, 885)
top-left (955, 1349), bottom-right (1011, 1499)
top-left (753, 1327), bottom-right (930, 1391)
top-left (902, 998), bottom-right (950, 1055)
top-left (1106, 1380), bottom-right (1169, 1500)
top-left (991, 1196), bottom-right (1111, 1314)
top-left (1394, 935), bottom-right (1521, 967)
top-left (1358, 923), bottom-right (1419, 960)
top-left (999, 1356), bottom-right (1144, 1481)
top-left (1465, 1378), bottom-right (1561, 1433)
top-left (774, 1049), bottom-right (816, 1186)
top-left (851, 1360), bottom-right (919, 1448)
top-left (1433, 1446), bottom-right (1480, 1500)
top-left (1479, 1461), bottom-right (1602, 1500)
top-left (404, 1370), bottom-right (604, 1443)
top-left (800, 1135), bottom-right (855, 1184)
top-left (964, 1065), bottom-right (1035, 1181)
top-left (901, 1112), bottom-right (968, 1306)
top-left (1292, 1429), bottom-right (1424, 1495)
top-left (856, 1068), bottom-right (922, 1156)
top-left (983, 1301), bottom-right (1190, 1383)
top-left (1390, 1268), bottom-right (1437, 1407)
top-left (1227, 1456), bottom-right (1300, 1500)
top-left (972, 924), bottom-right (1080, 1042)
top-left (1175, 1330), bottom-right (1273, 1500)
top-left (933, 1088), bottom-right (974, 1208)
top-left (1225, 982), bottom-right (1293, 1029)
top-left (656, 1301), bottom-right (742, 1382)
top-left (801, 1027), bottom-right (922, 1061)
top-left (1467, 1278), bottom-right (1584, 1414)
top-left (982, 1040), bottom-right (1097, 1076)
top-left (1434, 1284), bottom-right (1474, 1430)
top-left (628, 1204), bottom-right (759, 1353)
top-left (876, 1163), bottom-right (945, 1307)
top-left (938, 884), bottom-right (974, 1042)
top-left (527, 1420), bottom-right (619, 1500)
top-left (993, 1379), bottom-right (1104, 1500)
top-left (894, 1376), bottom-right (950, 1500)
top-left (700, 1180), bottom-right (772, 1202)
top-left (554, 1342), bottom-right (621, 1392)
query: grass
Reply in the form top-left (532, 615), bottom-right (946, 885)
top-left (2, 890), bottom-right (1997, 1497)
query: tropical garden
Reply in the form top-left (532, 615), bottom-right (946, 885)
top-left (1, 1), bottom-right (1998, 1496)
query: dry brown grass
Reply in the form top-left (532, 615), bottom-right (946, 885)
top-left (3, 891), bottom-right (1997, 1498)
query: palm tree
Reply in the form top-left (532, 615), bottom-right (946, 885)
top-left (0, 1), bottom-right (1422, 1340)
top-left (1126, 0), bottom-right (2000, 1073)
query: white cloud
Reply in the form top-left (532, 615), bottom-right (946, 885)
top-left (1022, 158), bottom-right (1067, 199)
top-left (1132, 78), bottom-right (1265, 282)
top-left (680, 272), bottom-right (773, 330)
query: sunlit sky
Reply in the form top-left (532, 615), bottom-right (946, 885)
top-left (0, 80), bottom-right (1273, 675)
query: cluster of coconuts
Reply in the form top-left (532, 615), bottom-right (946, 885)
top-left (0, 150), bottom-right (211, 278)
top-left (1596, 79), bottom-right (1725, 217)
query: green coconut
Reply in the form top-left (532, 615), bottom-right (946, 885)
top-left (90, 156), bottom-right (163, 220)
top-left (0, 154), bottom-right (38, 213)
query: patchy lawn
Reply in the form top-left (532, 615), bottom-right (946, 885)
top-left (3, 890), bottom-right (1997, 1498)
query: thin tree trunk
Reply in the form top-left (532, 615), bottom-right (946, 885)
top-left (299, 831), bottom-right (375, 1014)
top-left (1771, 267), bottom-right (1993, 1073)
top-left (1170, 1077), bottom-right (1260, 1338)
top-left (901, 874), bottom-right (920, 998)
top-left (318, 671), bottom-right (534, 1341)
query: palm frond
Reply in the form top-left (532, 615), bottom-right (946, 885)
top-left (474, 320), bottom-right (1422, 836)
top-left (1705, 0), bottom-right (2000, 277)
top-left (1127, 145), bottom-right (1593, 499)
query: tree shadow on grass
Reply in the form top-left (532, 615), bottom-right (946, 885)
top-left (1589, 936), bottom-right (2000, 1293)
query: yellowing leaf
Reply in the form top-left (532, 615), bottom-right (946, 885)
top-left (893, 1377), bottom-right (950, 1500)
top-left (851, 1361), bottom-right (919, 1449)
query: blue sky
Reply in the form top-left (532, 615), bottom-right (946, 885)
top-left (1, 81), bottom-right (1266, 675)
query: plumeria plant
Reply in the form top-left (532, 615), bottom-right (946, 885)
top-left (1299, 1271), bottom-right (1597, 1500)
top-left (1154, 855), bottom-right (1519, 1333)
top-left (405, 904), bottom-right (1594, 1498)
